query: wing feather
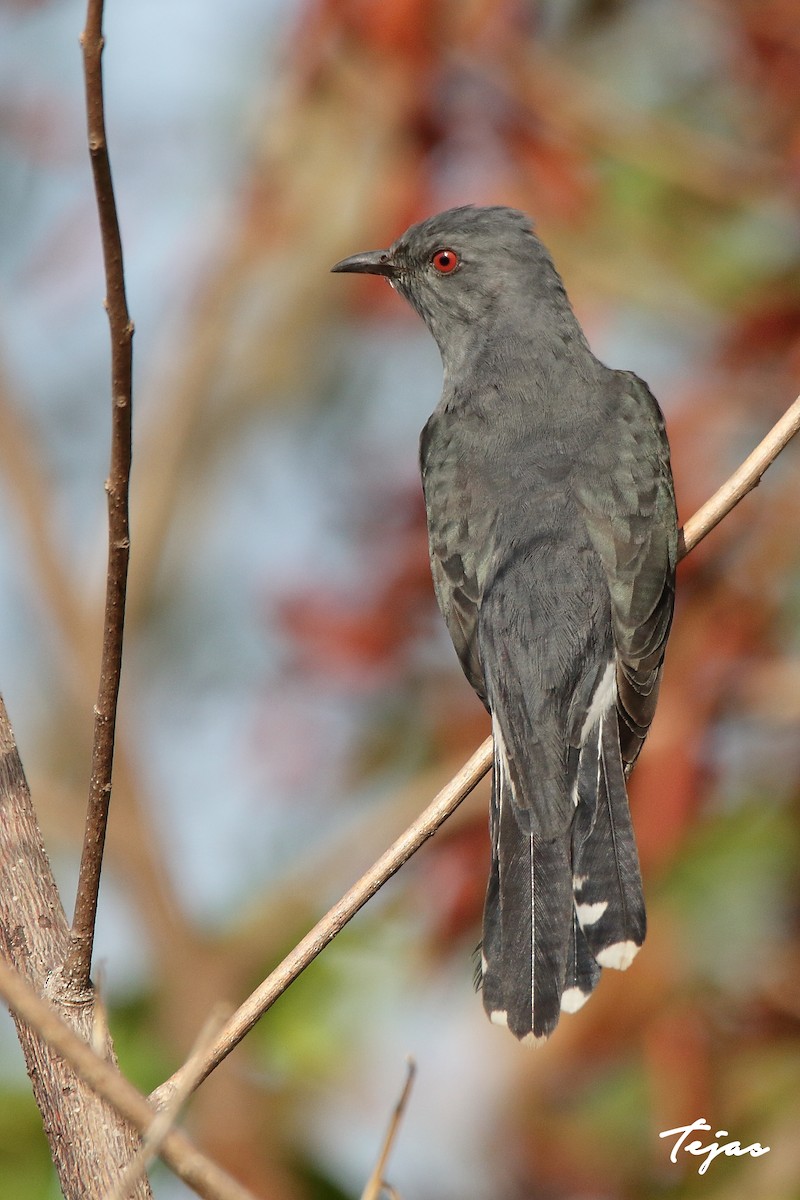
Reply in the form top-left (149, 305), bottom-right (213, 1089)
top-left (574, 372), bottom-right (677, 767)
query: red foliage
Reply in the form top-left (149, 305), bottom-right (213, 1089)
top-left (722, 296), bottom-right (800, 378)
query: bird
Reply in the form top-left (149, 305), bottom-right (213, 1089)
top-left (332, 205), bottom-right (677, 1043)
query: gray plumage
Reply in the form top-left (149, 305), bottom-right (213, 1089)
top-left (332, 205), bottom-right (677, 1042)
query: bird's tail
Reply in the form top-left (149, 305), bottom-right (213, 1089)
top-left (480, 708), bottom-right (644, 1041)
top-left (480, 743), bottom-right (574, 1043)
top-left (571, 709), bottom-right (646, 969)
top-left (562, 908), bottom-right (602, 1014)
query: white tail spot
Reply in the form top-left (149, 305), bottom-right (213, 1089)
top-left (596, 940), bottom-right (640, 971)
top-left (560, 986), bottom-right (591, 1014)
top-left (576, 900), bottom-right (608, 927)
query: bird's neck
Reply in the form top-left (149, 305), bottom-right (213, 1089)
top-left (438, 292), bottom-right (596, 393)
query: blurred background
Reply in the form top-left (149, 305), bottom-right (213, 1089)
top-left (1, 0), bottom-right (800, 1196)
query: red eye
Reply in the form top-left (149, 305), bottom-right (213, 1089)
top-left (431, 248), bottom-right (459, 274)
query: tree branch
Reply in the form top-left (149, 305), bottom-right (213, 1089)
top-left (0, 695), bottom-right (151, 1199)
top-left (0, 958), bottom-right (262, 1200)
top-left (151, 739), bottom-right (493, 1105)
top-left (66, 0), bottom-right (135, 992)
top-left (679, 393), bottom-right (800, 555)
top-left (154, 391), bottom-right (800, 1105)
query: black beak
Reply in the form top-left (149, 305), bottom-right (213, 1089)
top-left (330, 249), bottom-right (397, 277)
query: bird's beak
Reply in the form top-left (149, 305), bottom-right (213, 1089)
top-left (330, 249), bottom-right (397, 277)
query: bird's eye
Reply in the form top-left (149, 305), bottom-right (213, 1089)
top-left (431, 249), bottom-right (459, 274)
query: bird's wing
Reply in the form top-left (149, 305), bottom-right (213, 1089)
top-left (420, 410), bottom-right (492, 703)
top-left (427, 545), bottom-right (486, 702)
top-left (573, 372), bottom-right (678, 768)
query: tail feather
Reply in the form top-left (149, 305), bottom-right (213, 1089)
top-left (481, 753), bottom-right (573, 1042)
top-left (572, 711), bottom-right (646, 969)
top-left (480, 703), bottom-right (645, 1042)
top-left (479, 743), bottom-right (505, 1017)
top-left (561, 909), bottom-right (601, 1013)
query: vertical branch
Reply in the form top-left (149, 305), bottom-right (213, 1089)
top-left (65, 0), bottom-right (134, 992)
top-left (0, 697), bottom-right (152, 1199)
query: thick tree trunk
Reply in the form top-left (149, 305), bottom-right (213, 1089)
top-left (0, 694), bottom-right (152, 1199)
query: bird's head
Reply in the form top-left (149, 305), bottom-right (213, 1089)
top-left (332, 206), bottom-right (566, 367)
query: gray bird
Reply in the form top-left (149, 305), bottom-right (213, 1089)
top-left (332, 206), bottom-right (677, 1043)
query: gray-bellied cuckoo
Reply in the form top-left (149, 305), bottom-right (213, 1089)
top-left (333, 205), bottom-right (677, 1043)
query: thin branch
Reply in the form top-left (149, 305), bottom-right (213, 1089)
top-left (154, 390), bottom-right (800, 1105)
top-left (361, 1058), bottom-right (416, 1200)
top-left (150, 738), bottom-right (494, 1105)
top-left (0, 370), bottom-right (197, 1019)
top-left (0, 958), bottom-right (260, 1200)
top-left (66, 0), bottom-right (135, 992)
top-left (0, 372), bottom-right (196, 991)
top-left (680, 393), bottom-right (800, 555)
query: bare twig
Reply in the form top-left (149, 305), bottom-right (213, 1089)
top-left (361, 1058), bottom-right (416, 1200)
top-left (680, 393), bottom-right (800, 555)
top-left (0, 365), bottom-right (200, 1024)
top-left (0, 370), bottom-right (195, 991)
top-left (0, 959), bottom-right (260, 1200)
top-left (150, 739), bottom-right (493, 1105)
top-left (154, 390), bottom-right (800, 1105)
top-left (66, 0), bottom-right (135, 992)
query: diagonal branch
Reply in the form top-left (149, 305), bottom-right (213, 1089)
top-left (679, 393), bottom-right (800, 555)
top-left (154, 391), bottom-right (800, 1105)
top-left (152, 739), bottom-right (493, 1104)
top-left (0, 958), bottom-right (261, 1200)
top-left (65, 0), bottom-right (135, 993)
